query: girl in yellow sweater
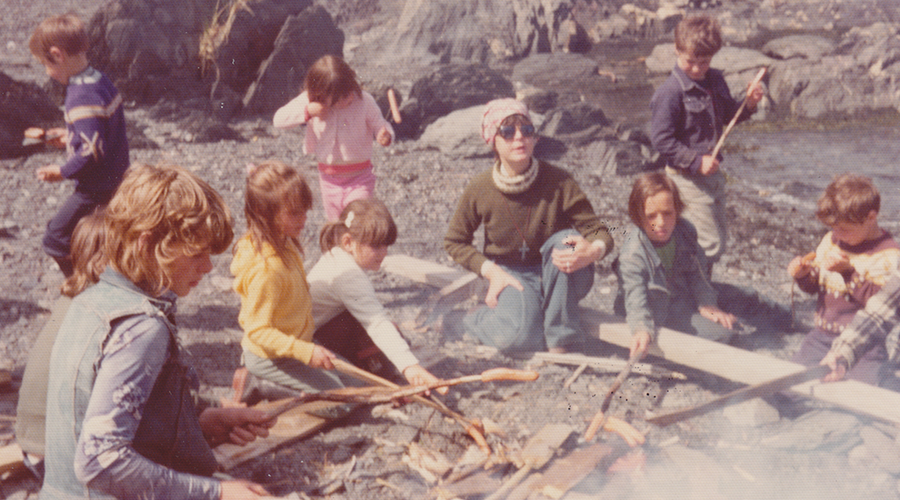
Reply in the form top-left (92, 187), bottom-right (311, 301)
top-left (232, 160), bottom-right (353, 395)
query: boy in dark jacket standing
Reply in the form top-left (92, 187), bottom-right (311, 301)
top-left (30, 14), bottom-right (129, 276)
top-left (650, 15), bottom-right (763, 273)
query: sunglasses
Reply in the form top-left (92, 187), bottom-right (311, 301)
top-left (497, 123), bottom-right (536, 140)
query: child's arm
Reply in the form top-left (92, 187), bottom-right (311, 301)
top-left (273, 91), bottom-right (312, 129)
top-left (698, 304), bottom-right (736, 329)
top-left (363, 92), bottom-right (395, 146)
top-left (75, 316), bottom-right (222, 499)
top-left (617, 237), bottom-right (659, 343)
top-left (650, 87), bottom-right (704, 175)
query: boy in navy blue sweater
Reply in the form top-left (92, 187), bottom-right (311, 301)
top-left (649, 15), bottom-right (763, 273)
top-left (30, 14), bottom-right (129, 276)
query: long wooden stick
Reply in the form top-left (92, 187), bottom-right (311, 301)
top-left (709, 67), bottom-right (767, 159)
top-left (387, 88), bottom-right (402, 123)
top-left (584, 351), bottom-right (640, 441)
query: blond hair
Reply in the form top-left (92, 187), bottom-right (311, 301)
top-left (61, 207), bottom-right (107, 298)
top-left (816, 173), bottom-right (880, 226)
top-left (104, 163), bottom-right (234, 296)
top-left (319, 198), bottom-right (397, 253)
top-left (29, 13), bottom-right (89, 63)
top-left (244, 160), bottom-right (313, 259)
top-left (674, 16), bottom-right (722, 58)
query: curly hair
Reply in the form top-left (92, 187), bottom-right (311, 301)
top-left (104, 163), bottom-right (234, 296)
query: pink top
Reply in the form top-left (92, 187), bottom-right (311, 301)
top-left (273, 90), bottom-right (394, 165)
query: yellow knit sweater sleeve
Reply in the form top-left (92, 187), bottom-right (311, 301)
top-left (232, 237), bottom-right (316, 364)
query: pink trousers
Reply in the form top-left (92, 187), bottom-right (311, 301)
top-left (318, 166), bottom-right (376, 221)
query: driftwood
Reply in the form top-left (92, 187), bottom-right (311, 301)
top-left (530, 351), bottom-right (685, 380)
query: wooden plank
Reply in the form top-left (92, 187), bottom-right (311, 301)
top-left (0, 442), bottom-right (24, 475)
top-left (213, 399), bottom-right (344, 470)
top-left (583, 309), bottom-right (900, 425)
top-left (381, 254), bottom-right (472, 289)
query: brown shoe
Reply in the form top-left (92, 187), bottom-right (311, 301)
top-left (231, 367), bottom-right (306, 406)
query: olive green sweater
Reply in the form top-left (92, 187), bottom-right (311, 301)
top-left (444, 160), bottom-right (613, 274)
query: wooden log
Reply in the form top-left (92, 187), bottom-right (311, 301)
top-left (583, 309), bottom-right (900, 425)
top-left (381, 254), bottom-right (472, 289)
top-left (213, 399), bottom-right (345, 470)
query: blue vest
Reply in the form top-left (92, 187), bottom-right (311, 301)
top-left (41, 269), bottom-right (215, 499)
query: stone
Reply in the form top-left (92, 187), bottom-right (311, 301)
top-left (417, 105), bottom-right (490, 158)
top-left (762, 35), bottom-right (836, 62)
top-left (722, 398), bottom-right (780, 428)
top-left (242, 5), bottom-right (344, 116)
top-left (860, 426), bottom-right (900, 475)
top-left (397, 64), bottom-right (514, 139)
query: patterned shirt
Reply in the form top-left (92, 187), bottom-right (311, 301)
top-left (829, 270), bottom-right (900, 368)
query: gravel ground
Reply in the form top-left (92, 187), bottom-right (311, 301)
top-left (3, 2), bottom-right (893, 499)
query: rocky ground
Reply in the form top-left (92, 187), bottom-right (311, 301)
top-left (3, 1), bottom-right (900, 499)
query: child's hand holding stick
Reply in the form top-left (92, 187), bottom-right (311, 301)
top-left (710, 67), bottom-right (767, 159)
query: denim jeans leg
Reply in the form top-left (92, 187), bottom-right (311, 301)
top-left (464, 266), bottom-right (544, 353)
top-left (540, 230), bottom-right (594, 349)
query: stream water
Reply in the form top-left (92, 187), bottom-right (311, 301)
top-left (725, 125), bottom-right (900, 228)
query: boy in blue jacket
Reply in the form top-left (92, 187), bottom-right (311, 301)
top-left (650, 15), bottom-right (763, 273)
top-left (30, 14), bottom-right (129, 276)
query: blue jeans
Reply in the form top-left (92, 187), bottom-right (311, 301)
top-left (464, 230), bottom-right (594, 354)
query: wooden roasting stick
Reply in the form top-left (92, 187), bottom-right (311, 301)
top-left (387, 88), bottom-right (402, 123)
top-left (584, 352), bottom-right (644, 444)
top-left (709, 66), bottom-right (767, 159)
top-left (333, 359), bottom-right (537, 453)
top-left (645, 364), bottom-right (830, 427)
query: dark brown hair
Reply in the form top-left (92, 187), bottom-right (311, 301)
top-left (29, 13), bottom-right (89, 63)
top-left (319, 198), bottom-right (397, 253)
top-left (816, 173), bottom-right (880, 226)
top-left (627, 172), bottom-right (684, 227)
top-left (61, 207), bottom-right (106, 298)
top-left (304, 55), bottom-right (362, 105)
top-left (244, 160), bottom-right (313, 258)
top-left (674, 16), bottom-right (722, 57)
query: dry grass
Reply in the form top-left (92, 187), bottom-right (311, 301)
top-left (198, 0), bottom-right (256, 77)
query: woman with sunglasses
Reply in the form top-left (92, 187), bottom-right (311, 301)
top-left (444, 98), bottom-right (614, 355)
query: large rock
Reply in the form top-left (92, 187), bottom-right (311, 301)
top-left (0, 72), bottom-right (64, 159)
top-left (762, 35), bottom-right (836, 63)
top-left (538, 102), bottom-right (613, 146)
top-left (87, 0), bottom-right (219, 103)
top-left (211, 0), bottom-right (313, 96)
top-left (767, 23), bottom-right (900, 119)
top-left (242, 6), bottom-right (343, 116)
top-left (397, 64), bottom-right (514, 139)
top-left (362, 0), bottom-right (581, 66)
top-left (417, 105), bottom-right (496, 158)
top-left (512, 52), bottom-right (599, 86)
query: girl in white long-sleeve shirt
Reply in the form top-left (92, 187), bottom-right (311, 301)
top-left (307, 198), bottom-right (444, 390)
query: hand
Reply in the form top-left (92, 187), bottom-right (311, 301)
top-left (551, 235), bottom-right (603, 274)
top-left (403, 364), bottom-right (448, 396)
top-left (820, 352), bottom-right (849, 383)
top-left (698, 305), bottom-right (736, 330)
top-left (821, 248), bottom-right (852, 273)
top-left (787, 255), bottom-right (813, 279)
top-left (36, 165), bottom-right (64, 182)
top-left (376, 127), bottom-right (392, 146)
top-left (45, 127), bottom-right (67, 149)
top-left (307, 101), bottom-right (327, 118)
top-left (699, 155), bottom-right (719, 176)
top-left (309, 345), bottom-right (337, 370)
top-left (199, 407), bottom-right (276, 447)
top-left (481, 262), bottom-right (523, 308)
top-left (745, 81), bottom-right (765, 108)
top-left (220, 479), bottom-right (269, 500)
top-left (629, 331), bottom-right (651, 360)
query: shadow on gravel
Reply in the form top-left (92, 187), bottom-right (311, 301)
top-left (0, 298), bottom-right (47, 327)
top-left (181, 340), bottom-right (243, 387)
top-left (177, 304), bottom-right (241, 331)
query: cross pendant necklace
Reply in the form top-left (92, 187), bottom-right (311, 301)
top-left (504, 202), bottom-right (533, 262)
top-left (519, 240), bottom-right (529, 261)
